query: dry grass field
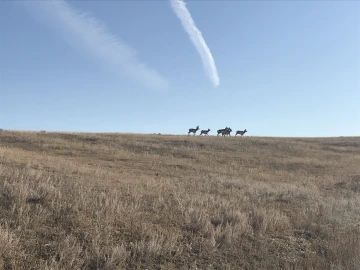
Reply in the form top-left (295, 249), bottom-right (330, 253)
top-left (0, 130), bottom-right (359, 270)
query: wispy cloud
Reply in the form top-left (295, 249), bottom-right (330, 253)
top-left (21, 0), bottom-right (169, 90)
top-left (170, 0), bottom-right (220, 87)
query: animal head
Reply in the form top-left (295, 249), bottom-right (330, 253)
top-left (244, 129), bottom-right (247, 133)
top-left (208, 129), bottom-right (211, 131)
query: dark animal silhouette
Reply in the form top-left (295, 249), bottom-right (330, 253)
top-left (217, 127), bottom-right (228, 136)
top-left (222, 127), bottom-right (232, 137)
top-left (200, 129), bottom-right (210, 136)
top-left (235, 129), bottom-right (247, 136)
top-left (188, 126), bottom-right (199, 135)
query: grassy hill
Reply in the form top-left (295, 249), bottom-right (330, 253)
top-left (0, 130), bottom-right (359, 269)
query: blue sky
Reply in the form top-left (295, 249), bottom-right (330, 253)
top-left (0, 0), bottom-right (359, 137)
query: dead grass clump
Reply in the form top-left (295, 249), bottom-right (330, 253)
top-left (350, 175), bottom-right (360, 192)
top-left (0, 225), bottom-right (26, 269)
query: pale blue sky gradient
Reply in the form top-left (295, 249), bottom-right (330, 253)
top-left (1, 0), bottom-right (359, 137)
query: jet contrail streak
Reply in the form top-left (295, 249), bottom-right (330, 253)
top-left (21, 0), bottom-right (169, 90)
top-left (170, 0), bottom-right (220, 87)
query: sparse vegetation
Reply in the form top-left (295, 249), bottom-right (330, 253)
top-left (0, 130), bottom-right (359, 269)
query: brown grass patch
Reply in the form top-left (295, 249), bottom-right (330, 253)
top-left (0, 131), bottom-right (359, 269)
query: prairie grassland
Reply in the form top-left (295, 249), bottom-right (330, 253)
top-left (0, 130), bottom-right (359, 269)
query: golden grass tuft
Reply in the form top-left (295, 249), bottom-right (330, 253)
top-left (0, 131), bottom-right (359, 269)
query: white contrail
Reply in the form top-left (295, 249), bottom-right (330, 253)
top-left (170, 0), bottom-right (220, 87)
top-left (20, 0), bottom-right (169, 90)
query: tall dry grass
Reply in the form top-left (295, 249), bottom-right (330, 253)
top-left (0, 130), bottom-right (359, 269)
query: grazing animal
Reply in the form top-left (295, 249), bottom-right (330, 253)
top-left (235, 129), bottom-right (247, 136)
top-left (200, 129), bottom-right (211, 136)
top-left (223, 127), bottom-right (232, 137)
top-left (188, 126), bottom-right (199, 135)
top-left (217, 127), bottom-right (228, 136)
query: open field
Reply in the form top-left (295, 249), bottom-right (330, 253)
top-left (0, 130), bottom-right (359, 269)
